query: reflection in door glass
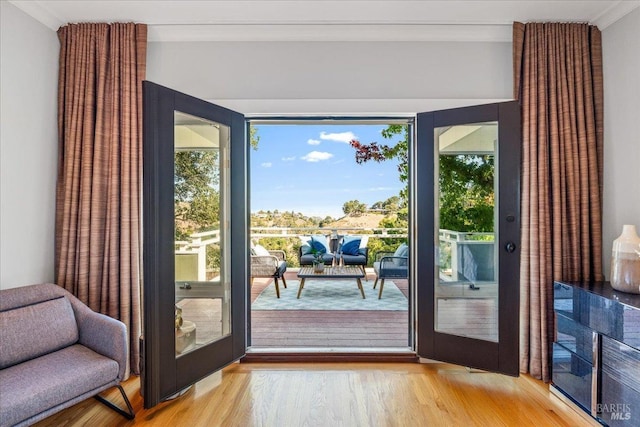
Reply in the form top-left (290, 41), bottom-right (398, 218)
top-left (173, 111), bottom-right (231, 356)
top-left (434, 122), bottom-right (498, 342)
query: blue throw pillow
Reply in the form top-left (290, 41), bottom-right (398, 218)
top-left (341, 236), bottom-right (361, 256)
top-left (310, 235), bottom-right (330, 253)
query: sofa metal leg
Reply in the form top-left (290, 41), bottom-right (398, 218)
top-left (95, 384), bottom-right (135, 420)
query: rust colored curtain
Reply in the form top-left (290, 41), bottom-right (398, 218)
top-left (56, 23), bottom-right (147, 375)
top-left (513, 22), bottom-right (604, 381)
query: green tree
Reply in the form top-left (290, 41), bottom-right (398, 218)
top-left (342, 200), bottom-right (367, 216)
top-left (439, 154), bottom-right (494, 232)
top-left (174, 150), bottom-right (220, 240)
top-left (249, 125), bottom-right (260, 150)
top-left (350, 125), bottom-right (494, 233)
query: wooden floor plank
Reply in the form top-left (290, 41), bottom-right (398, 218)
top-left (33, 362), bottom-right (595, 427)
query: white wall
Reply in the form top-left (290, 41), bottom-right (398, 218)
top-left (0, 2), bottom-right (59, 289)
top-left (602, 7), bottom-right (640, 279)
top-left (147, 40), bottom-right (512, 114)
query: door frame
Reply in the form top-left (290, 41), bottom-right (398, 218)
top-left (244, 116), bottom-right (416, 352)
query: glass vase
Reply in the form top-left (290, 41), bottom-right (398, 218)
top-left (610, 224), bottom-right (640, 294)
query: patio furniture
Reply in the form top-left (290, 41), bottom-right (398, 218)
top-left (373, 243), bottom-right (409, 299)
top-left (251, 245), bottom-right (288, 298)
top-left (296, 266), bottom-right (366, 299)
top-left (298, 235), bottom-right (336, 266)
top-left (337, 235), bottom-right (369, 279)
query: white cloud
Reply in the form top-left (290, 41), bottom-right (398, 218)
top-left (281, 156), bottom-right (296, 161)
top-left (319, 131), bottom-right (357, 143)
top-left (307, 139), bottom-right (321, 145)
top-left (261, 162), bottom-right (272, 168)
top-left (301, 151), bottom-right (334, 162)
top-left (369, 186), bottom-right (395, 191)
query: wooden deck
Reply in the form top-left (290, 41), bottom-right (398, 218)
top-left (250, 270), bottom-right (410, 348)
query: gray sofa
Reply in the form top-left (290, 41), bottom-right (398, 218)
top-left (0, 283), bottom-right (134, 427)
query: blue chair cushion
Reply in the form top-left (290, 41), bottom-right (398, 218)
top-left (341, 253), bottom-right (366, 266)
top-left (300, 253), bottom-right (334, 265)
top-left (275, 261), bottom-right (287, 276)
top-left (341, 236), bottom-right (361, 256)
top-left (374, 261), bottom-right (408, 278)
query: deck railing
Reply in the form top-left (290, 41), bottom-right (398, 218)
top-left (175, 227), bottom-right (494, 282)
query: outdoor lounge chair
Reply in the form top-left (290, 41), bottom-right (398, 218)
top-left (250, 245), bottom-right (288, 298)
top-left (373, 243), bottom-right (408, 299)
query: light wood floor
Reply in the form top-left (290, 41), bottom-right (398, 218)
top-left (33, 362), bottom-right (594, 427)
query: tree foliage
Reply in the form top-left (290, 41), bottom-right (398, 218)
top-left (439, 154), bottom-right (494, 232)
top-left (350, 125), bottom-right (495, 233)
top-left (249, 125), bottom-right (260, 150)
top-left (342, 200), bottom-right (367, 216)
top-left (174, 150), bottom-right (220, 240)
top-left (349, 124), bottom-right (409, 205)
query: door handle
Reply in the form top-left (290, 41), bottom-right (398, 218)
top-left (505, 242), bottom-right (516, 253)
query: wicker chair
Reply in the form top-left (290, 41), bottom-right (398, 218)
top-left (251, 249), bottom-right (288, 298)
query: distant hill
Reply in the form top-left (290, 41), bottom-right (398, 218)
top-left (326, 212), bottom-right (386, 229)
top-left (251, 210), bottom-right (387, 230)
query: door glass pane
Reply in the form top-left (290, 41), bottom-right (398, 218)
top-left (434, 122), bottom-right (498, 342)
top-left (174, 111), bottom-right (231, 356)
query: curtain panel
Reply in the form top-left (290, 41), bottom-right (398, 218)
top-left (56, 23), bottom-right (147, 375)
top-left (513, 22), bottom-right (604, 381)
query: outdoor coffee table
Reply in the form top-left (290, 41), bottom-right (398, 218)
top-left (296, 266), bottom-right (366, 299)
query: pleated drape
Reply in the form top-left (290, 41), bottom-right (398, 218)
top-left (56, 23), bottom-right (147, 375)
top-left (513, 22), bottom-right (604, 381)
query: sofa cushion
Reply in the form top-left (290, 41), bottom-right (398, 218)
top-left (0, 344), bottom-right (119, 427)
top-left (0, 297), bottom-right (79, 369)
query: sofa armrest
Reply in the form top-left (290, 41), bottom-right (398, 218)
top-left (73, 305), bottom-right (128, 381)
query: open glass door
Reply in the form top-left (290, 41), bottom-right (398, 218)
top-left (415, 101), bottom-right (520, 375)
top-left (142, 81), bottom-right (247, 407)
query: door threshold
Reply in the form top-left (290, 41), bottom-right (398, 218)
top-left (242, 347), bottom-right (418, 363)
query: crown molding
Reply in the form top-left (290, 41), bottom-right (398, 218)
top-left (10, 0), bottom-right (639, 42)
top-left (592, 0), bottom-right (640, 29)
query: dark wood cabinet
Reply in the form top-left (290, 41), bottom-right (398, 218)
top-left (553, 281), bottom-right (640, 425)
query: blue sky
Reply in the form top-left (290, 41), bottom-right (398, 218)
top-left (250, 124), bottom-right (404, 218)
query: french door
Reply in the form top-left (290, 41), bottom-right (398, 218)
top-left (142, 81), bottom-right (247, 407)
top-left (415, 101), bottom-right (521, 375)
